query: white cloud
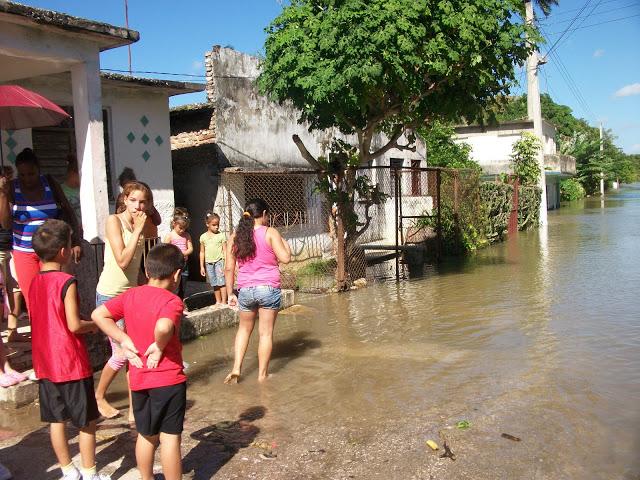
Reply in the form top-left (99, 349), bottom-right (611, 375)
top-left (614, 83), bottom-right (640, 97)
top-left (593, 49), bottom-right (605, 58)
top-left (631, 144), bottom-right (640, 153)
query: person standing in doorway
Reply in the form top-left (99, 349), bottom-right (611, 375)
top-left (224, 198), bottom-right (291, 384)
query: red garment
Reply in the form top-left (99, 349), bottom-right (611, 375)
top-left (104, 285), bottom-right (185, 391)
top-left (29, 271), bottom-right (92, 382)
top-left (13, 250), bottom-right (41, 312)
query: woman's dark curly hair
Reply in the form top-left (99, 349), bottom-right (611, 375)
top-left (234, 198), bottom-right (269, 261)
top-left (15, 148), bottom-right (39, 168)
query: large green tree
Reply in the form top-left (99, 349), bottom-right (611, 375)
top-left (258, 0), bottom-right (539, 167)
top-left (258, 0), bottom-right (539, 288)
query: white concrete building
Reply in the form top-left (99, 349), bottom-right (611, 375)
top-left (0, 2), bottom-right (204, 311)
top-left (454, 120), bottom-right (576, 210)
top-left (0, 2), bottom-right (204, 239)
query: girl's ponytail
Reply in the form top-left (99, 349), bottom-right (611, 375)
top-left (234, 198), bottom-right (269, 261)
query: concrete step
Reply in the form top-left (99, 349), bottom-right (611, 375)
top-left (0, 370), bottom-right (37, 408)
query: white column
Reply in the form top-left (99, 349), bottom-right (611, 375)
top-left (71, 58), bottom-right (109, 240)
top-left (526, 0), bottom-right (548, 225)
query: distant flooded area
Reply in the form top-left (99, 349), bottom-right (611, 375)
top-left (2, 185), bottom-right (639, 479)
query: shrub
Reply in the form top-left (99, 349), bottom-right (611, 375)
top-left (511, 132), bottom-right (542, 186)
top-left (560, 178), bottom-right (585, 201)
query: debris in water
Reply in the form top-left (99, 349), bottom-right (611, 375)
top-left (456, 420), bottom-right (471, 430)
top-left (426, 440), bottom-right (439, 450)
top-left (439, 442), bottom-right (456, 461)
top-left (501, 433), bottom-right (521, 442)
top-left (259, 451), bottom-right (277, 460)
top-left (308, 448), bottom-right (326, 453)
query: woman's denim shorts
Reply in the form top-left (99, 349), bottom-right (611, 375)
top-left (96, 292), bottom-right (125, 328)
top-left (237, 285), bottom-right (281, 312)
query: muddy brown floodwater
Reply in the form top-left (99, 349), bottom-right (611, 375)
top-left (1, 185), bottom-right (639, 479)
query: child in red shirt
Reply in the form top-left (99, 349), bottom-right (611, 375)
top-left (29, 219), bottom-right (109, 480)
top-left (92, 243), bottom-right (186, 480)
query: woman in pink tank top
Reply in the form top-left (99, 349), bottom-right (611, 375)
top-left (224, 198), bottom-right (291, 384)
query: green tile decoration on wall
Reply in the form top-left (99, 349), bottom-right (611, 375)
top-left (7, 152), bottom-right (16, 163)
top-left (140, 115), bottom-right (149, 127)
top-left (4, 136), bottom-right (17, 150)
top-left (141, 133), bottom-right (149, 144)
top-left (127, 132), bottom-right (136, 143)
top-left (142, 150), bottom-right (150, 162)
top-left (155, 135), bottom-right (163, 146)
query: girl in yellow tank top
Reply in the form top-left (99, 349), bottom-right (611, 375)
top-left (94, 182), bottom-right (151, 420)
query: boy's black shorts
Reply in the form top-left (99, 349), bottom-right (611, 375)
top-left (39, 377), bottom-right (99, 428)
top-left (132, 382), bottom-right (186, 436)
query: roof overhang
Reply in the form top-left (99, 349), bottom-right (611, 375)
top-left (101, 73), bottom-right (205, 97)
top-left (0, 1), bottom-right (139, 51)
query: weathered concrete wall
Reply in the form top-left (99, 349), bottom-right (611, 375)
top-left (208, 46), bottom-right (426, 170)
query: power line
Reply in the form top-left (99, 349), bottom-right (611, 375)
top-left (549, 0), bottom-right (604, 54)
top-left (544, 0), bottom-right (596, 58)
top-left (545, 13), bottom-right (640, 35)
top-left (539, 0), bottom-right (626, 20)
top-left (541, 1), bottom-right (638, 26)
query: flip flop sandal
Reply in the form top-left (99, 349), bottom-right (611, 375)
top-left (7, 371), bottom-right (27, 383)
top-left (0, 373), bottom-right (19, 388)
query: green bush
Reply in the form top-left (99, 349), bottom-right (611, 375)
top-left (511, 132), bottom-right (542, 186)
top-left (560, 178), bottom-right (585, 201)
top-left (518, 186), bottom-right (542, 230)
top-left (479, 182), bottom-right (512, 242)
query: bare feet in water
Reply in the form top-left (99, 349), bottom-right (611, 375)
top-left (223, 372), bottom-right (240, 384)
top-left (96, 397), bottom-right (120, 419)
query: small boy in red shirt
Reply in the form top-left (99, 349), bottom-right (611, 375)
top-left (92, 243), bottom-right (186, 480)
top-left (29, 219), bottom-right (109, 480)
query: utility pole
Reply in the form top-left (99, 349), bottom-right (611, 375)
top-left (525, 0), bottom-right (548, 225)
top-left (124, 0), bottom-right (132, 74)
top-left (599, 122), bottom-right (605, 196)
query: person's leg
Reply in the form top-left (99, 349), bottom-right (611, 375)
top-left (78, 420), bottom-right (97, 469)
top-left (215, 260), bottom-right (228, 304)
top-left (95, 306), bottom-right (126, 418)
top-left (257, 308), bottom-right (278, 382)
top-left (50, 422), bottom-right (72, 468)
top-left (224, 311), bottom-right (257, 383)
top-left (159, 433), bottom-right (182, 480)
top-left (135, 433), bottom-right (159, 480)
top-left (11, 250), bottom-right (40, 314)
top-left (213, 287), bottom-right (222, 305)
top-left (220, 285), bottom-right (228, 304)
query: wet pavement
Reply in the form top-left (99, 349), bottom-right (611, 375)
top-left (1, 185), bottom-right (639, 479)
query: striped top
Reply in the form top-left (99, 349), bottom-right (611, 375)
top-left (12, 176), bottom-right (60, 253)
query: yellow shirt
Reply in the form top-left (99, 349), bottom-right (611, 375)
top-left (200, 231), bottom-right (225, 263)
top-left (96, 216), bottom-right (144, 296)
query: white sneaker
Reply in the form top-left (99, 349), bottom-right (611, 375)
top-left (61, 467), bottom-right (81, 480)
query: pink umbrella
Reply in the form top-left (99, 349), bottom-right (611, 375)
top-left (0, 85), bottom-right (71, 167)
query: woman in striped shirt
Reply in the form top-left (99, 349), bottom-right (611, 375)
top-left (0, 148), bottom-right (81, 314)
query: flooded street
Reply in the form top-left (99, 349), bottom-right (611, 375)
top-left (2, 185), bottom-right (639, 479)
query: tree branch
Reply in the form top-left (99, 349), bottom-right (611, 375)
top-left (364, 126), bottom-right (404, 162)
top-left (292, 134), bottom-right (322, 170)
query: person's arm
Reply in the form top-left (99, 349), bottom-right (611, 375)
top-left (106, 213), bottom-right (146, 270)
top-left (199, 240), bottom-right (206, 277)
top-left (63, 281), bottom-right (96, 334)
top-left (184, 233), bottom-right (193, 257)
top-left (224, 233), bottom-right (238, 306)
top-left (143, 317), bottom-right (175, 369)
top-left (92, 304), bottom-right (142, 367)
top-left (266, 227), bottom-right (292, 264)
top-left (48, 175), bottom-right (83, 247)
top-left (0, 177), bottom-right (13, 230)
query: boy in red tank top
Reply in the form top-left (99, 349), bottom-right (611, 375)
top-left (92, 244), bottom-right (186, 480)
top-left (30, 219), bottom-right (110, 480)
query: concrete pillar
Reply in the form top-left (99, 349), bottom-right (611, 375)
top-left (71, 58), bottom-right (109, 240)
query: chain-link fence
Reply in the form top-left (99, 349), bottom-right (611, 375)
top-left (215, 166), bottom-right (481, 290)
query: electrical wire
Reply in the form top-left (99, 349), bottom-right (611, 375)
top-left (547, 0), bottom-right (604, 54)
top-left (538, 0), bottom-right (626, 20)
top-left (544, 0), bottom-right (596, 58)
top-left (541, 1), bottom-right (638, 26)
top-left (545, 12), bottom-right (640, 36)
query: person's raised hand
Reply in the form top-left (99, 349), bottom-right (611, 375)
top-left (132, 211), bottom-right (147, 232)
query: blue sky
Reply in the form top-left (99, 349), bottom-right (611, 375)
top-left (18, 0), bottom-right (640, 154)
